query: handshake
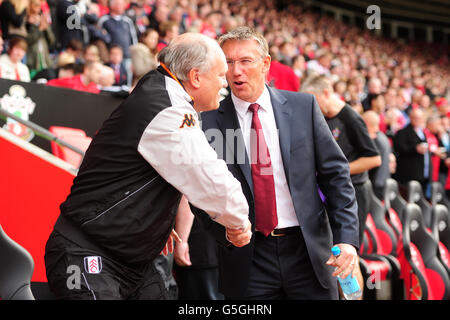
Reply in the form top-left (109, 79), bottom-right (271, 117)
top-left (225, 220), bottom-right (252, 247)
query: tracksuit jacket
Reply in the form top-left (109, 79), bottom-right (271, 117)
top-left (54, 66), bottom-right (249, 266)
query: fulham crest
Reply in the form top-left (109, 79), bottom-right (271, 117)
top-left (84, 256), bottom-right (102, 274)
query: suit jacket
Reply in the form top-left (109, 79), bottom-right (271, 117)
top-left (106, 62), bottom-right (128, 86)
top-left (393, 123), bottom-right (432, 184)
top-left (195, 86), bottom-right (359, 298)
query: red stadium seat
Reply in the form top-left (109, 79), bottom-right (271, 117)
top-left (368, 183), bottom-right (398, 256)
top-left (59, 135), bottom-right (92, 168)
top-left (49, 126), bottom-right (87, 158)
top-left (366, 181), bottom-right (404, 298)
top-left (384, 179), bottom-right (407, 243)
top-left (431, 204), bottom-right (450, 278)
top-left (358, 180), bottom-right (402, 299)
top-left (401, 203), bottom-right (450, 300)
top-left (49, 126), bottom-right (92, 168)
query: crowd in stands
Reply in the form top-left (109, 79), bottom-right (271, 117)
top-left (0, 0), bottom-right (450, 189)
top-left (1, 0), bottom-right (450, 300)
top-left (0, 0), bottom-right (449, 192)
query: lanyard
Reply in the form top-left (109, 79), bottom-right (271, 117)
top-left (160, 62), bottom-right (194, 102)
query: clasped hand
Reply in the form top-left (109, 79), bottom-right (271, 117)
top-left (225, 221), bottom-right (252, 247)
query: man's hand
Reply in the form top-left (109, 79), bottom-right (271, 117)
top-left (325, 243), bottom-right (358, 279)
top-left (160, 229), bottom-right (182, 256)
top-left (226, 221), bottom-right (252, 247)
top-left (174, 241), bottom-right (192, 267)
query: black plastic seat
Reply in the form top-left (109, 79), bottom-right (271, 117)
top-left (408, 180), bottom-right (433, 229)
top-left (431, 182), bottom-right (450, 209)
top-left (0, 225), bottom-right (35, 300)
top-left (402, 203), bottom-right (450, 300)
top-left (430, 204), bottom-right (450, 278)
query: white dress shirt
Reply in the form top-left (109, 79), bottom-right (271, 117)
top-left (0, 54), bottom-right (30, 82)
top-left (231, 86), bottom-right (299, 228)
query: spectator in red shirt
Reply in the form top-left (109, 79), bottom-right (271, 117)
top-left (267, 59), bottom-right (299, 92)
top-left (200, 10), bottom-right (222, 39)
top-left (156, 20), bottom-right (179, 52)
top-left (96, 0), bottom-right (109, 17)
top-left (47, 61), bottom-right (102, 94)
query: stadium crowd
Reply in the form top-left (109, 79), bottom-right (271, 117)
top-left (1, 0), bottom-right (450, 299)
top-left (2, 0), bottom-right (448, 192)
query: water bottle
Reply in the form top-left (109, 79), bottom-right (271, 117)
top-left (331, 245), bottom-right (362, 300)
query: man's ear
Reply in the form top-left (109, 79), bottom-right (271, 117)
top-left (262, 55), bottom-right (271, 74)
top-left (187, 68), bottom-right (201, 89)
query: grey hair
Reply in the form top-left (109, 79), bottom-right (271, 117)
top-left (300, 74), bottom-right (333, 93)
top-left (157, 33), bottom-right (222, 81)
top-left (218, 26), bottom-right (269, 58)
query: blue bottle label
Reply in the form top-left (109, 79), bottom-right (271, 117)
top-left (338, 274), bottom-right (360, 294)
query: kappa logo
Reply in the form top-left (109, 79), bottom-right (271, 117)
top-left (84, 256), bottom-right (102, 274)
top-left (179, 114), bottom-right (196, 128)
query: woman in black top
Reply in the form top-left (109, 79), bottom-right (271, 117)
top-left (0, 0), bottom-right (29, 40)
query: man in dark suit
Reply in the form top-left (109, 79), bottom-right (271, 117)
top-left (393, 108), bottom-right (432, 193)
top-left (106, 44), bottom-right (128, 86)
top-left (195, 27), bottom-right (359, 299)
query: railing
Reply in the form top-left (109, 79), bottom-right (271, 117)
top-left (0, 107), bottom-right (86, 157)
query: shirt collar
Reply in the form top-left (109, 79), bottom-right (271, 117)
top-left (232, 85), bottom-right (271, 118)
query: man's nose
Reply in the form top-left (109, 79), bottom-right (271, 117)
top-left (222, 78), bottom-right (228, 88)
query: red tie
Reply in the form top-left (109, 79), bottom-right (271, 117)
top-left (115, 65), bottom-right (120, 84)
top-left (248, 103), bottom-right (278, 236)
top-left (15, 66), bottom-right (20, 81)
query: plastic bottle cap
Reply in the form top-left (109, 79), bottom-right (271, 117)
top-left (331, 245), bottom-right (341, 256)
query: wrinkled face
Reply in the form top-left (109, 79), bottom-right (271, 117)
top-left (193, 56), bottom-right (228, 111)
top-left (221, 39), bottom-right (270, 103)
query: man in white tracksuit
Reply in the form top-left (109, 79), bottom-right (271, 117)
top-left (44, 33), bottom-right (251, 300)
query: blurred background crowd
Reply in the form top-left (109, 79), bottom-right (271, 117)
top-left (0, 0), bottom-right (449, 194)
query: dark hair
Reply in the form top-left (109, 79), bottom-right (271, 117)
top-left (67, 39), bottom-right (84, 52)
top-left (369, 93), bottom-right (384, 106)
top-left (109, 43), bottom-right (123, 52)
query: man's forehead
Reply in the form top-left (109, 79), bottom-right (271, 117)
top-left (222, 39), bottom-right (260, 49)
top-left (222, 43), bottom-right (260, 58)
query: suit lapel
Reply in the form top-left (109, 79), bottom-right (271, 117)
top-left (268, 87), bottom-right (291, 188)
top-left (216, 88), bottom-right (292, 196)
top-left (217, 95), bottom-right (254, 196)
